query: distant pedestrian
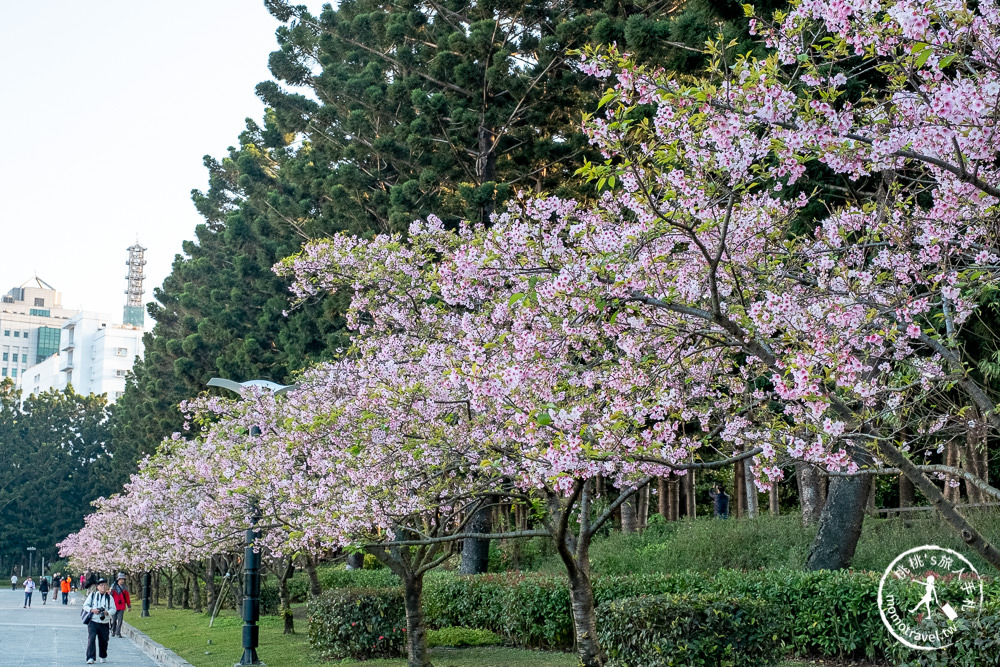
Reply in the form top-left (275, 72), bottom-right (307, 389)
top-left (10, 574), bottom-right (16, 591)
top-left (23, 576), bottom-right (35, 607)
top-left (709, 483), bottom-right (730, 519)
top-left (39, 575), bottom-right (49, 604)
top-left (83, 577), bottom-right (118, 664)
top-left (61, 575), bottom-right (71, 604)
top-left (109, 573), bottom-right (131, 637)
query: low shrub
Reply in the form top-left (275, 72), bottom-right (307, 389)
top-left (428, 626), bottom-right (503, 647)
top-left (318, 566), bottom-right (399, 591)
top-left (888, 606), bottom-right (1000, 666)
top-left (597, 593), bottom-right (784, 667)
top-left (307, 587), bottom-right (407, 660)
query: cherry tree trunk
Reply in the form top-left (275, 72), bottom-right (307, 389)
top-left (459, 502), bottom-right (493, 574)
top-left (744, 460), bottom-right (759, 518)
top-left (305, 556), bottom-right (322, 597)
top-left (619, 492), bottom-right (638, 534)
top-left (402, 575), bottom-right (432, 667)
top-left (796, 461), bottom-right (823, 526)
top-left (567, 567), bottom-right (606, 667)
top-left (279, 558), bottom-right (295, 634)
top-left (805, 472), bottom-right (871, 570)
top-left (769, 484), bottom-right (780, 516)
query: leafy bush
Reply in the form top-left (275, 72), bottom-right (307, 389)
top-left (307, 587), bottom-right (407, 660)
top-left (888, 606), bottom-right (1000, 666)
top-left (318, 565), bottom-right (400, 591)
top-left (597, 593), bottom-right (784, 667)
top-left (427, 627), bottom-right (503, 647)
top-left (423, 572), bottom-right (573, 648)
top-left (259, 580), bottom-right (280, 616)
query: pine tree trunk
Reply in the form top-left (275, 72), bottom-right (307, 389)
top-left (657, 477), bottom-right (668, 518)
top-left (944, 442), bottom-right (961, 504)
top-left (685, 461), bottom-right (696, 519)
top-left (669, 478), bottom-right (680, 521)
top-left (734, 460), bottom-right (746, 518)
top-left (402, 574), bottom-right (431, 667)
top-left (899, 473), bottom-right (915, 512)
top-left (637, 483), bottom-right (650, 532)
top-left (796, 461), bottom-right (823, 525)
top-left (459, 501), bottom-right (492, 574)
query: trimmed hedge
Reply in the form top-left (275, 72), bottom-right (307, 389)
top-left (314, 568), bottom-right (1000, 662)
top-left (307, 587), bottom-right (407, 660)
top-left (596, 593), bottom-right (784, 667)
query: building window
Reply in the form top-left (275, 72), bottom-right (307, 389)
top-left (115, 347), bottom-right (128, 356)
top-left (116, 369), bottom-right (128, 377)
top-left (3, 330), bottom-right (8, 336)
top-left (21, 354), bottom-right (26, 364)
top-left (29, 308), bottom-right (49, 317)
top-left (23, 331), bottom-right (28, 339)
top-left (13, 331), bottom-right (19, 338)
top-left (1, 354), bottom-right (6, 362)
top-left (1, 368), bottom-right (5, 377)
top-left (11, 369), bottom-right (16, 378)
top-left (114, 391), bottom-right (125, 399)
top-left (33, 298), bottom-right (44, 307)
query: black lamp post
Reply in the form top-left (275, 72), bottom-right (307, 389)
top-left (207, 378), bottom-right (297, 667)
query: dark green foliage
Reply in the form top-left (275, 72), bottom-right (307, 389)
top-left (0, 380), bottom-right (117, 561)
top-left (891, 607), bottom-right (1000, 666)
top-left (596, 593), bottom-right (784, 667)
top-left (307, 586), bottom-right (407, 660)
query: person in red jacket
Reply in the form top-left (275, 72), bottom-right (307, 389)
top-left (109, 573), bottom-right (132, 638)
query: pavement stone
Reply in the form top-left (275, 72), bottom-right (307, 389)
top-left (0, 586), bottom-right (159, 666)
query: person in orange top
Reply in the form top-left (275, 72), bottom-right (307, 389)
top-left (60, 576), bottom-right (71, 604)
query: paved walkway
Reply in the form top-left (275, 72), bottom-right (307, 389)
top-left (0, 586), bottom-right (158, 666)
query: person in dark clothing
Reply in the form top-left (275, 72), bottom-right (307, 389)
top-left (38, 576), bottom-right (49, 604)
top-left (709, 483), bottom-right (730, 518)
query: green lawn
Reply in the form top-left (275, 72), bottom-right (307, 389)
top-left (127, 607), bottom-right (577, 667)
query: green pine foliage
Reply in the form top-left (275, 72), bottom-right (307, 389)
top-left (110, 0), bottom-right (797, 483)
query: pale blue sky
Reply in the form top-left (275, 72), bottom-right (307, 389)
top-left (1, 1), bottom-right (318, 320)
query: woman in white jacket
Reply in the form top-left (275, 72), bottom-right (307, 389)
top-left (83, 578), bottom-right (118, 664)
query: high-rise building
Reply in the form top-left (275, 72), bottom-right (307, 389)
top-left (17, 243), bottom-right (149, 402)
top-left (0, 277), bottom-right (79, 383)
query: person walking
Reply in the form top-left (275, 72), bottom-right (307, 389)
top-left (23, 576), bottom-right (35, 607)
top-left (10, 573), bottom-right (16, 591)
top-left (61, 575), bottom-right (71, 604)
top-left (38, 575), bottom-right (49, 604)
top-left (109, 573), bottom-right (131, 638)
top-left (83, 577), bottom-right (118, 664)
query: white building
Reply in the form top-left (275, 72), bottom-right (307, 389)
top-left (24, 312), bottom-right (145, 402)
top-left (0, 278), bottom-right (79, 384)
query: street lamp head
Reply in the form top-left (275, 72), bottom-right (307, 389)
top-left (207, 378), bottom-right (299, 396)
